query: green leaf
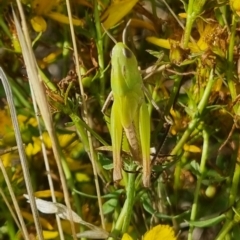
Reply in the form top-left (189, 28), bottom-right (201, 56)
top-left (188, 214), bottom-right (226, 227)
top-left (102, 198), bottom-right (118, 215)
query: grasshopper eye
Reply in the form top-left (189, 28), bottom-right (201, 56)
top-left (122, 47), bottom-right (132, 58)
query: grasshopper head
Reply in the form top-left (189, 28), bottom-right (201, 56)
top-left (111, 42), bottom-right (142, 96)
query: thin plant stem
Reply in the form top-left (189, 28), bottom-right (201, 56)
top-left (8, 77), bottom-right (32, 109)
top-left (65, 0), bottom-right (106, 229)
top-left (38, 67), bottom-right (58, 92)
top-left (0, 15), bottom-right (11, 38)
top-left (216, 201), bottom-right (240, 240)
top-left (110, 168), bottom-right (136, 239)
top-left (182, 0), bottom-right (207, 48)
top-left (150, 0), bottom-right (157, 19)
top-left (162, 0), bottom-right (185, 30)
top-left (188, 14), bottom-right (240, 240)
top-left (188, 128), bottom-right (209, 240)
top-left (215, 15), bottom-right (240, 239)
top-left (0, 163), bottom-right (29, 239)
top-left (226, 14), bottom-right (240, 114)
top-left (94, 0), bottom-right (106, 105)
top-left (183, 0), bottom-right (194, 48)
top-left (172, 69), bottom-right (215, 191)
top-left (0, 69), bottom-right (43, 239)
top-left (29, 82), bottom-right (64, 240)
top-left (171, 69), bottom-right (214, 156)
top-left (6, 217), bottom-right (15, 240)
top-left (216, 220), bottom-right (235, 240)
top-left (122, 171), bottom-right (136, 233)
top-left (216, 134), bottom-right (240, 239)
top-left (69, 112), bottom-right (110, 182)
top-left (13, 5), bottom-right (77, 239)
top-left (164, 74), bottom-right (182, 116)
top-left (228, 147), bottom-right (240, 207)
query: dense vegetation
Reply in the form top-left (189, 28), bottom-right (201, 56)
top-left (0, 0), bottom-right (240, 239)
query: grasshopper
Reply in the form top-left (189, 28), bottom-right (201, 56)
top-left (109, 40), bottom-right (151, 187)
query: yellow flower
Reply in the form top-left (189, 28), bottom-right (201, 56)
top-left (0, 109), bottom-right (12, 136)
top-left (169, 108), bottom-right (188, 135)
top-left (188, 19), bottom-right (220, 52)
top-left (29, 0), bottom-right (84, 33)
top-left (101, 0), bottom-right (138, 30)
top-left (25, 136), bottom-right (42, 157)
top-left (27, 117), bottom-right (38, 127)
top-left (58, 133), bottom-right (77, 148)
top-left (230, 0), bottom-right (240, 15)
top-left (183, 144), bottom-right (202, 153)
top-left (1, 153), bottom-right (12, 167)
top-left (147, 19), bottom-right (225, 55)
top-left (143, 224), bottom-right (176, 240)
top-left (31, 16), bottom-right (47, 32)
top-left (146, 37), bottom-right (171, 50)
top-left (122, 233), bottom-right (133, 240)
top-left (42, 132), bottom-right (52, 149)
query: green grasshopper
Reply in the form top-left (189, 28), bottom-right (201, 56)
top-left (108, 38), bottom-right (151, 187)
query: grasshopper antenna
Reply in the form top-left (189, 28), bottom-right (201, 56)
top-left (101, 23), bottom-right (117, 44)
top-left (122, 19), bottom-right (132, 45)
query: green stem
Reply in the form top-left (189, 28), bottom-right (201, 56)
top-left (62, 27), bottom-right (70, 76)
top-left (94, 0), bottom-right (106, 106)
top-left (182, 0), bottom-right (194, 48)
top-left (122, 172), bottom-right (136, 233)
top-left (216, 220), bottom-right (235, 240)
top-left (173, 69), bottom-right (214, 192)
top-left (69, 112), bottom-right (110, 182)
top-left (171, 69), bottom-right (214, 157)
top-left (6, 216), bottom-right (15, 240)
top-left (49, 95), bottom-right (110, 182)
top-left (183, 0), bottom-right (207, 48)
top-left (69, 112), bottom-right (92, 152)
top-left (8, 77), bottom-right (32, 109)
top-left (39, 68), bottom-right (57, 92)
top-left (229, 156), bottom-right (240, 207)
top-left (216, 134), bottom-right (240, 239)
top-left (165, 74), bottom-right (182, 115)
top-left (0, 16), bottom-right (11, 38)
top-left (183, 18), bottom-right (194, 49)
top-left (226, 14), bottom-right (239, 114)
top-left (188, 128), bottom-right (209, 240)
top-left (110, 168), bottom-right (136, 238)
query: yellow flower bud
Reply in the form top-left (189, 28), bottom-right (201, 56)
top-left (169, 41), bottom-right (186, 65)
top-left (230, 0), bottom-right (240, 15)
top-left (31, 16), bottom-right (47, 32)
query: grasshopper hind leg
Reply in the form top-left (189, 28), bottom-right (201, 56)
top-left (111, 102), bottom-right (123, 182)
top-left (139, 102), bottom-right (151, 187)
